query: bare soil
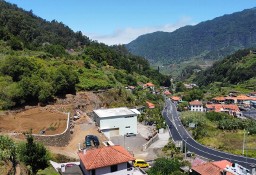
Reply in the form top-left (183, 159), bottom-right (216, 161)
top-left (0, 91), bottom-right (107, 159)
top-left (48, 115), bottom-right (108, 159)
top-left (0, 107), bottom-right (67, 135)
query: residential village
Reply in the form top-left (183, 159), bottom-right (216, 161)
top-left (48, 82), bottom-right (256, 175)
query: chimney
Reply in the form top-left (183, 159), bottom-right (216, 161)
top-left (83, 149), bottom-right (87, 154)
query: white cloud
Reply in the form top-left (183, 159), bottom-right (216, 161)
top-left (84, 16), bottom-right (196, 45)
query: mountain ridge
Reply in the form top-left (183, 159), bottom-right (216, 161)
top-left (126, 7), bottom-right (256, 64)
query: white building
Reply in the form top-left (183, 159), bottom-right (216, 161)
top-left (93, 107), bottom-right (140, 138)
top-left (189, 100), bottom-right (204, 112)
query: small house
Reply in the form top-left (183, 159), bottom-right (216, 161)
top-left (78, 145), bottom-right (136, 175)
top-left (189, 100), bottom-right (203, 112)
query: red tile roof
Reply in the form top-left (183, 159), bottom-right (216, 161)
top-left (164, 90), bottom-right (171, 95)
top-left (171, 96), bottom-right (181, 101)
top-left (192, 161), bottom-right (234, 175)
top-left (78, 146), bottom-right (135, 170)
top-left (144, 82), bottom-right (155, 87)
top-left (191, 157), bottom-right (206, 167)
top-left (212, 160), bottom-right (232, 170)
top-left (189, 100), bottom-right (203, 106)
top-left (206, 104), bottom-right (240, 113)
top-left (213, 96), bottom-right (226, 101)
top-left (225, 95), bottom-right (256, 101)
top-left (146, 101), bottom-right (155, 108)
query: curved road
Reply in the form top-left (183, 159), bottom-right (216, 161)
top-left (163, 98), bottom-right (256, 172)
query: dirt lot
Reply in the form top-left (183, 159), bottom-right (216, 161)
top-left (0, 107), bottom-right (68, 135)
top-left (48, 115), bottom-right (109, 159)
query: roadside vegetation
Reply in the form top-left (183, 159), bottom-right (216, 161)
top-left (147, 157), bottom-right (188, 175)
top-left (146, 141), bottom-right (190, 175)
top-left (180, 111), bottom-right (256, 157)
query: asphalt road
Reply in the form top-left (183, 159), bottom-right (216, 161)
top-left (163, 98), bottom-right (256, 172)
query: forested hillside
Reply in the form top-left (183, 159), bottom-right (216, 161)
top-left (0, 1), bottom-right (167, 110)
top-left (126, 8), bottom-right (256, 64)
top-left (0, 0), bottom-right (89, 49)
top-left (194, 49), bottom-right (256, 88)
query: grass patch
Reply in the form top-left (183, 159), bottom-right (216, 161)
top-left (181, 111), bottom-right (256, 157)
top-left (36, 166), bottom-right (59, 175)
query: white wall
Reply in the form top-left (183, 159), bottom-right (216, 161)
top-left (81, 162), bottom-right (129, 175)
top-left (94, 162), bottom-right (127, 175)
top-left (99, 116), bottom-right (137, 136)
top-left (190, 105), bottom-right (203, 112)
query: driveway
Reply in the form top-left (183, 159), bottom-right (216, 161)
top-left (110, 133), bottom-right (147, 154)
top-left (110, 124), bottom-right (170, 161)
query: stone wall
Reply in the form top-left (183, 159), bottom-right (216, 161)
top-left (32, 112), bottom-right (71, 147)
top-left (142, 134), bottom-right (159, 151)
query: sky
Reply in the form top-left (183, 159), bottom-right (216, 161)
top-left (5, 0), bottom-right (256, 45)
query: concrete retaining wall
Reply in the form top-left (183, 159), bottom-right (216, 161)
top-left (142, 134), bottom-right (159, 151)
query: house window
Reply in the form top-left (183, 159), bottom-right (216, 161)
top-left (111, 165), bottom-right (118, 172)
top-left (91, 169), bottom-right (95, 175)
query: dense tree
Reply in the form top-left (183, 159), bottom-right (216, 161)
top-left (194, 49), bottom-right (256, 86)
top-left (183, 88), bottom-right (204, 101)
top-left (43, 44), bottom-right (66, 57)
top-left (0, 135), bottom-right (17, 169)
top-left (0, 0), bottom-right (90, 49)
top-left (18, 133), bottom-right (49, 174)
top-left (177, 101), bottom-right (189, 111)
top-left (175, 82), bottom-right (186, 92)
top-left (147, 158), bottom-right (183, 175)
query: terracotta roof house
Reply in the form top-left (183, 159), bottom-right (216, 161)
top-left (146, 101), bottom-right (155, 109)
top-left (191, 157), bottom-right (206, 167)
top-left (225, 95), bottom-right (256, 104)
top-left (171, 96), bottom-right (182, 103)
top-left (212, 160), bottom-right (232, 170)
top-left (206, 104), bottom-right (241, 116)
top-left (164, 90), bottom-right (171, 95)
top-left (144, 82), bottom-right (155, 87)
top-left (191, 160), bottom-right (250, 175)
top-left (212, 96), bottom-right (226, 103)
top-left (191, 161), bottom-right (234, 175)
top-left (78, 145), bottom-right (136, 175)
top-left (189, 100), bottom-right (204, 112)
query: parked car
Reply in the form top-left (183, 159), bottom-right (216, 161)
top-left (126, 133), bottom-right (136, 137)
top-left (85, 135), bottom-right (94, 147)
top-left (92, 135), bottom-right (99, 147)
top-left (133, 159), bottom-right (149, 168)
